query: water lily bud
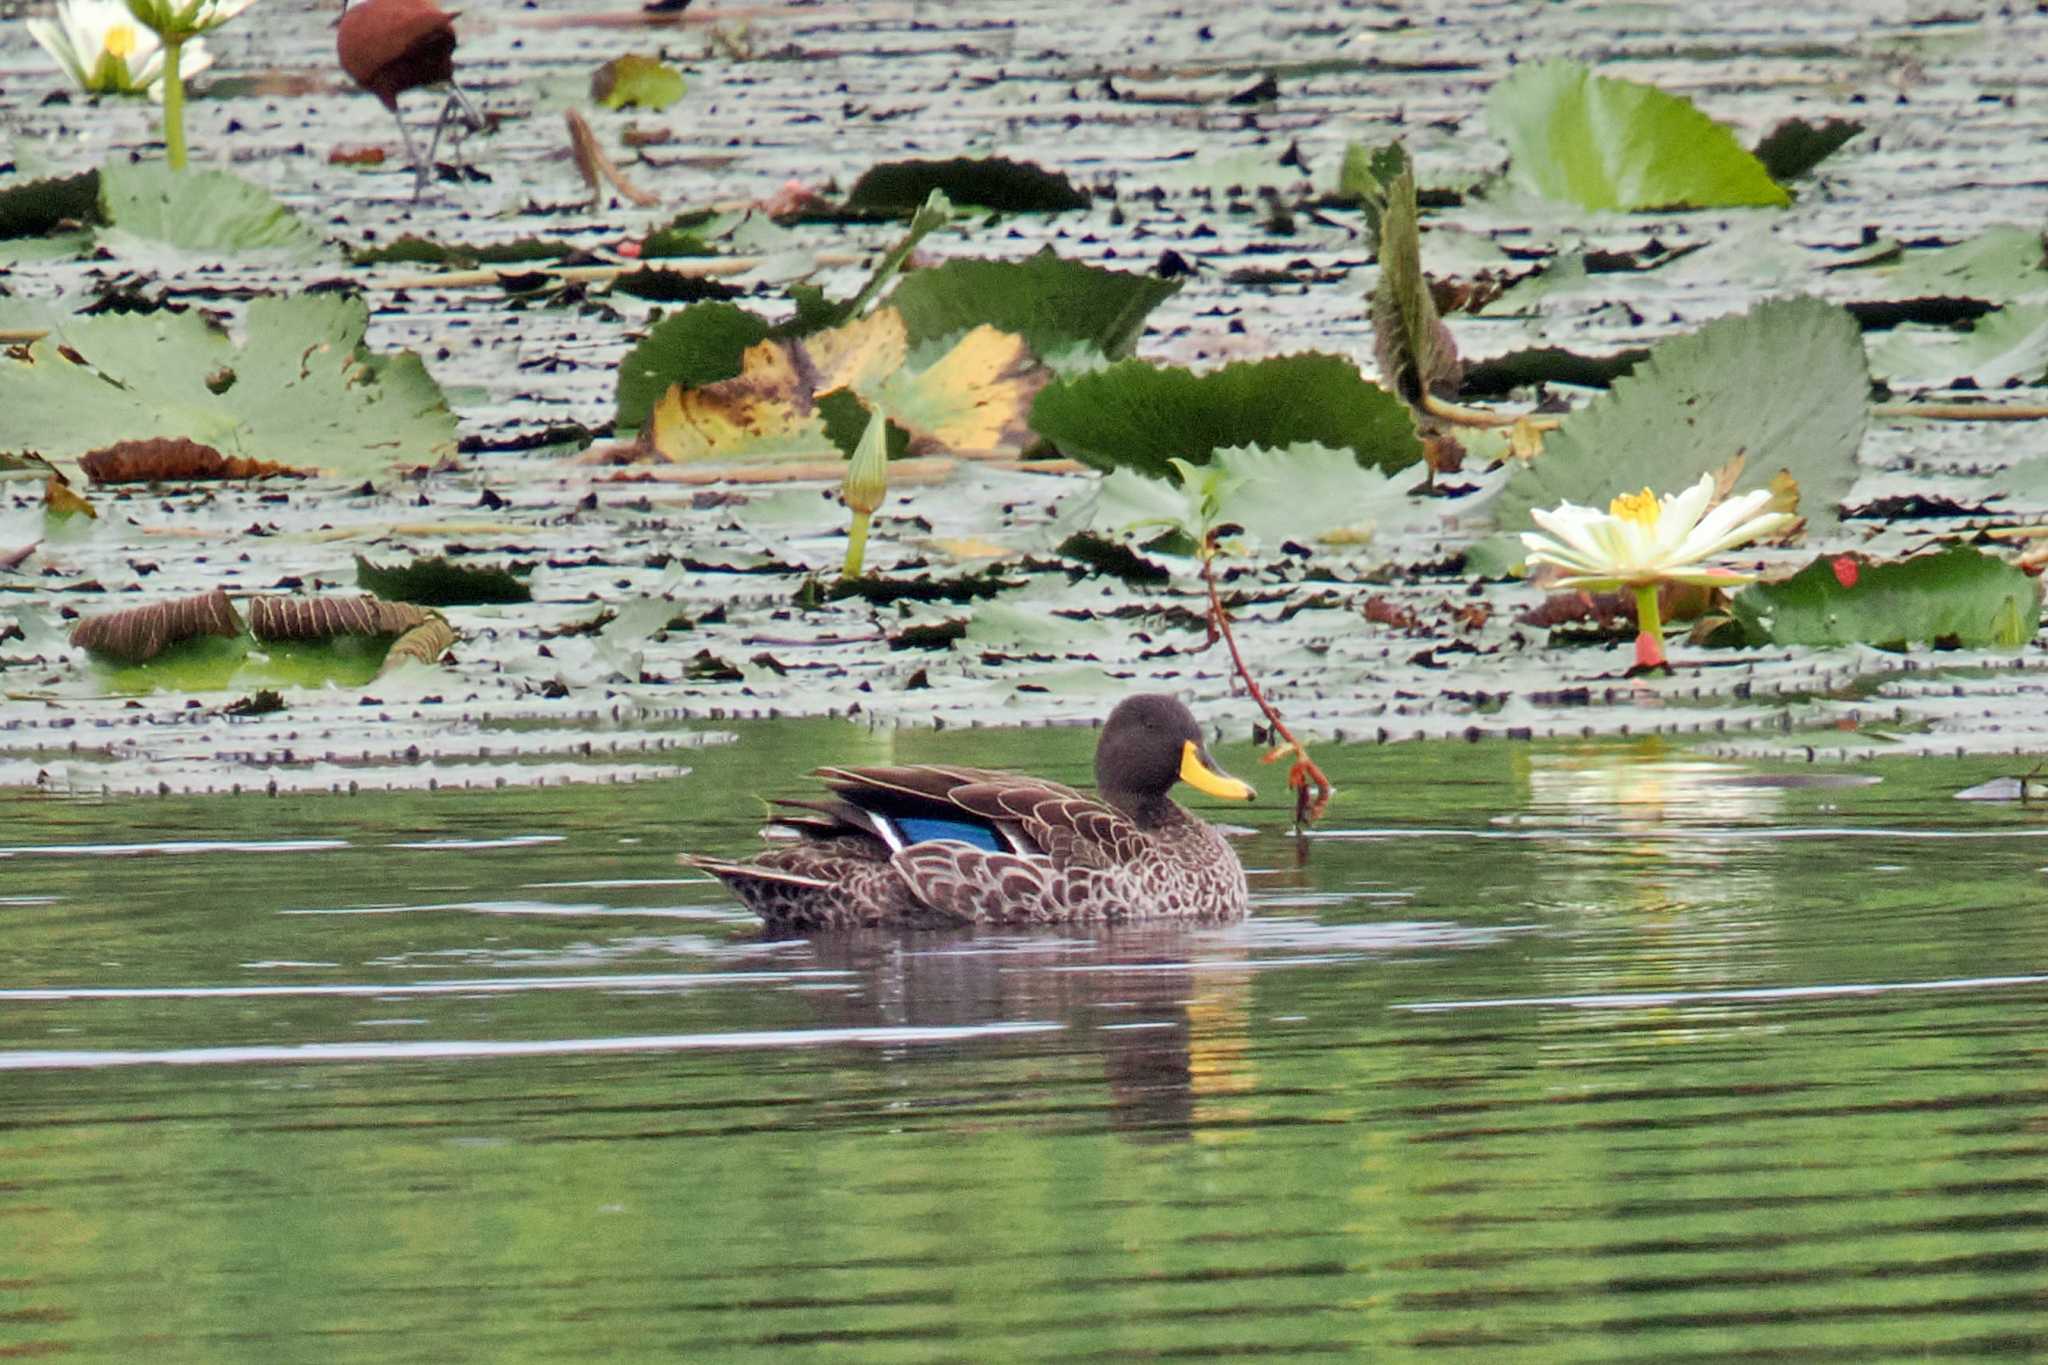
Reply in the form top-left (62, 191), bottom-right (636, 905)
top-left (843, 407), bottom-right (889, 517)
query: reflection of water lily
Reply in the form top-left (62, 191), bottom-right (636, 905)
top-left (28, 0), bottom-right (212, 100)
top-left (1522, 474), bottom-right (1792, 669)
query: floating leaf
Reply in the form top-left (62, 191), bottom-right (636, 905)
top-left (887, 248), bottom-right (1179, 361)
top-left (1093, 442), bottom-right (1433, 556)
top-left (355, 555), bottom-right (532, 606)
top-left (846, 157), bottom-right (1089, 214)
top-left (643, 310), bottom-right (910, 463)
top-left (615, 303), bottom-right (776, 437)
top-left (0, 170), bottom-right (102, 240)
top-left (1867, 302), bottom-right (2048, 389)
top-left (1477, 297), bottom-right (1866, 573)
top-left (0, 294), bottom-right (457, 477)
top-left (380, 613), bottom-right (458, 674)
top-left (1844, 226), bottom-right (2048, 303)
top-left (591, 54), bottom-right (686, 111)
top-left (873, 325), bottom-right (1048, 455)
top-left (1486, 61), bottom-right (1790, 211)
top-left (97, 161), bottom-right (326, 259)
top-left (247, 594), bottom-right (435, 641)
top-left (349, 236), bottom-right (571, 267)
top-left (1726, 545), bottom-right (2040, 650)
top-left (80, 436), bottom-right (303, 483)
top-left (1031, 353), bottom-right (1422, 480)
top-left (1751, 116), bottom-right (1863, 182)
top-left (71, 588), bottom-right (243, 663)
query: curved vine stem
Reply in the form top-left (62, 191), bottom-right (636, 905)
top-left (1197, 531), bottom-right (1333, 829)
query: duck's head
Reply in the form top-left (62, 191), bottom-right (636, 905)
top-left (1097, 695), bottom-right (1255, 817)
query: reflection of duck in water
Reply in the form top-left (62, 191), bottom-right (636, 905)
top-left (685, 696), bottom-right (1256, 929)
top-left (801, 925), bottom-right (1252, 1143)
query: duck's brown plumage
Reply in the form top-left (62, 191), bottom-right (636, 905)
top-left (685, 696), bottom-right (1254, 929)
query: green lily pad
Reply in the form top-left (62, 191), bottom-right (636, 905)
top-left (1726, 544), bottom-right (2040, 650)
top-left (1475, 295), bottom-right (1866, 573)
top-left (615, 303), bottom-right (776, 437)
top-left (1486, 60), bottom-right (1790, 211)
top-left (350, 236), bottom-right (573, 267)
top-left (1847, 226), bottom-right (2048, 303)
top-left (1751, 116), bottom-right (1863, 182)
top-left (1031, 353), bottom-right (1423, 480)
top-left (889, 249), bottom-right (1180, 363)
top-left (97, 161), bottom-right (326, 260)
top-left (846, 157), bottom-right (1089, 214)
top-left (0, 169), bottom-right (102, 239)
top-left (356, 555), bottom-right (533, 606)
top-left (591, 54), bottom-right (687, 111)
top-left (1092, 442), bottom-right (1432, 556)
top-left (1867, 302), bottom-right (2048, 389)
top-left (0, 294), bottom-right (457, 477)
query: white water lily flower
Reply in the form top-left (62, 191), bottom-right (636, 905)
top-left (124, 0), bottom-right (255, 40)
top-left (1520, 473), bottom-right (1794, 590)
top-left (28, 0), bottom-right (212, 99)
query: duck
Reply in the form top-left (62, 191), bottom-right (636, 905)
top-left (684, 695), bottom-right (1256, 929)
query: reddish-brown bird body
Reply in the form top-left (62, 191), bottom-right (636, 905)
top-left (337, 0), bottom-right (457, 107)
top-left (336, 0), bottom-right (484, 198)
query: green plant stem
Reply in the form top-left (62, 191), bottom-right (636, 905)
top-left (1197, 537), bottom-right (1332, 828)
top-left (842, 507), bottom-right (871, 580)
top-left (1632, 582), bottom-right (1666, 666)
top-left (162, 37), bottom-right (187, 170)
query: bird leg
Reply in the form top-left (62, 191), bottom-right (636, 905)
top-left (386, 101), bottom-right (435, 202)
top-left (416, 81), bottom-right (487, 200)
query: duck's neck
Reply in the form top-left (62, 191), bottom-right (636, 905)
top-left (1111, 790), bottom-right (1184, 832)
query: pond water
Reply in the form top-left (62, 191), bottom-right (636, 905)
top-left (6, 721), bottom-right (2048, 1360)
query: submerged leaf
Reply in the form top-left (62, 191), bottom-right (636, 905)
top-left (1031, 353), bottom-right (1422, 480)
top-left (1727, 545), bottom-right (2040, 650)
top-left (1487, 61), bottom-right (1790, 211)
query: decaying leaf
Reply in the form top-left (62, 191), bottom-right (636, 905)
top-left (875, 324), bottom-right (1049, 454)
top-left (1369, 147), bottom-right (1462, 408)
top-left (71, 588), bottom-right (243, 663)
top-left (565, 110), bottom-right (660, 208)
top-left (81, 436), bottom-right (304, 484)
top-left (380, 613), bottom-right (459, 674)
top-left (43, 477), bottom-right (94, 519)
top-left (248, 593), bottom-right (435, 641)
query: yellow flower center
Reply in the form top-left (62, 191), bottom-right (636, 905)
top-left (105, 23), bottom-right (139, 58)
top-left (1608, 487), bottom-right (1661, 526)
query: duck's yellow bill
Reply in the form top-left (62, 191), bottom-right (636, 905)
top-left (1180, 740), bottom-right (1255, 801)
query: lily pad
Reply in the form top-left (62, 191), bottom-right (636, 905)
top-left (1030, 353), bottom-right (1423, 480)
top-left (356, 555), bottom-right (533, 606)
top-left (1726, 545), bottom-right (2040, 650)
top-left (1092, 442), bottom-right (1433, 556)
top-left (1477, 296), bottom-right (1866, 571)
top-left (97, 161), bottom-right (326, 260)
top-left (1751, 116), bottom-right (1863, 183)
top-left (0, 169), bottom-right (101, 239)
top-left (0, 294), bottom-right (457, 476)
top-left (1867, 302), bottom-right (2048, 389)
top-left (1486, 60), bottom-right (1790, 211)
top-left (846, 157), bottom-right (1089, 214)
top-left (887, 249), bottom-right (1180, 361)
top-left (591, 54), bottom-right (686, 111)
top-left (1847, 226), bottom-right (2048, 304)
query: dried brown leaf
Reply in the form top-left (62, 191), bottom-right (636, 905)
top-left (565, 109), bottom-right (660, 209)
top-left (81, 437), bottom-right (304, 484)
top-left (71, 588), bottom-right (243, 663)
top-left (379, 613), bottom-right (458, 674)
top-left (247, 594), bottom-right (432, 642)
